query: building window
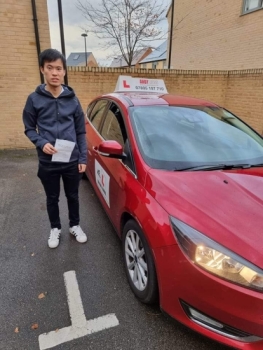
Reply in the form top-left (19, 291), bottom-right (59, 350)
top-left (73, 54), bottom-right (80, 60)
top-left (152, 62), bottom-right (158, 69)
top-left (243, 0), bottom-right (263, 13)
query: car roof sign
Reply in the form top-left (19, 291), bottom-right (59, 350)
top-left (114, 75), bottom-right (168, 94)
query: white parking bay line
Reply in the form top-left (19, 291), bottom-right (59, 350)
top-left (64, 270), bottom-right (87, 328)
top-left (38, 315), bottom-right (119, 350)
top-left (39, 271), bottom-right (119, 350)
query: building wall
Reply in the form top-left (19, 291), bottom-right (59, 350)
top-left (139, 60), bottom-right (166, 69)
top-left (168, 0), bottom-right (263, 70)
top-left (77, 53), bottom-right (98, 67)
top-left (0, 0), bottom-right (51, 149)
top-left (134, 48), bottom-right (153, 68)
top-left (87, 53), bottom-right (98, 67)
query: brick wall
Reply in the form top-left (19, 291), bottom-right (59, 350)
top-left (67, 67), bottom-right (228, 113)
top-left (67, 67), bottom-right (263, 135)
top-left (0, 0), bottom-right (263, 149)
top-left (168, 0), bottom-right (263, 70)
top-left (0, 65), bottom-right (262, 148)
top-left (0, 0), bottom-right (51, 149)
top-left (225, 70), bottom-right (263, 132)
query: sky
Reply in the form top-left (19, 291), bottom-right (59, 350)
top-left (47, 0), bottom-right (169, 66)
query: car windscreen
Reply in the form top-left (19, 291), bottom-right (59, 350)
top-left (129, 105), bottom-right (263, 170)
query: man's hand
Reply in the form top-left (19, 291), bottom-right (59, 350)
top-left (43, 143), bottom-right (57, 155)
top-left (78, 164), bottom-right (86, 173)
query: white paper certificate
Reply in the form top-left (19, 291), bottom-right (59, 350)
top-left (51, 139), bottom-right (75, 162)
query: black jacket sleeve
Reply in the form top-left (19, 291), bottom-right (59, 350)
top-left (22, 96), bottom-right (49, 150)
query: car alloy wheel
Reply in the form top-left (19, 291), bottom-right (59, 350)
top-left (125, 228), bottom-right (148, 291)
top-left (122, 219), bottom-right (159, 304)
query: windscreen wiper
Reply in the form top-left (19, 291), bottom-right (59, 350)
top-left (175, 164), bottom-right (253, 172)
top-left (250, 163), bottom-right (263, 168)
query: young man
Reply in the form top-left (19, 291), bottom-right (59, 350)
top-left (22, 48), bottom-right (87, 248)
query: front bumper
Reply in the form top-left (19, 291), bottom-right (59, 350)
top-left (154, 244), bottom-right (263, 350)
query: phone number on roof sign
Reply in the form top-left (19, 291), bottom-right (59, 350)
top-left (135, 86), bottom-right (165, 91)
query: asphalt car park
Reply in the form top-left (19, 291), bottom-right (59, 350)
top-left (0, 149), bottom-right (230, 350)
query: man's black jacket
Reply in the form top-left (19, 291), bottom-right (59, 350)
top-left (23, 84), bottom-right (87, 164)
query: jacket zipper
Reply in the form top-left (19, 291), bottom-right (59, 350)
top-left (55, 98), bottom-right (59, 139)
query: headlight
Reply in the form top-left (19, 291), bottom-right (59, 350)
top-left (171, 217), bottom-right (263, 292)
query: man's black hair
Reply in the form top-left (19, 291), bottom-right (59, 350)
top-left (39, 48), bottom-right (67, 70)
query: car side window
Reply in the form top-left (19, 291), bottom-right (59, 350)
top-left (101, 102), bottom-right (136, 173)
top-left (86, 102), bottom-right (95, 121)
top-left (89, 100), bottom-right (108, 131)
top-left (101, 103), bottom-right (127, 148)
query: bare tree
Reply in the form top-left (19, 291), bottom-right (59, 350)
top-left (76, 0), bottom-right (168, 67)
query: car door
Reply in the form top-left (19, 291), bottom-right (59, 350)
top-left (93, 101), bottom-right (137, 230)
top-left (85, 99), bottom-right (109, 181)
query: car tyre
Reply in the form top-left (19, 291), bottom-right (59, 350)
top-left (122, 219), bottom-right (159, 304)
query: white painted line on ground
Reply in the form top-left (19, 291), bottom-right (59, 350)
top-left (38, 271), bottom-right (119, 350)
top-left (64, 270), bottom-right (87, 328)
top-left (38, 314), bottom-right (119, 350)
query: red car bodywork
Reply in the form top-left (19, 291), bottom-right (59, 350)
top-left (85, 92), bottom-right (263, 349)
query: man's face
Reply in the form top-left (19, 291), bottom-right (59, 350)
top-left (40, 59), bottom-right (65, 87)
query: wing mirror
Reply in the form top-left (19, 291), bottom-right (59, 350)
top-left (97, 140), bottom-right (126, 160)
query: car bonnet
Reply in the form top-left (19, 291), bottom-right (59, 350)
top-left (146, 168), bottom-right (263, 268)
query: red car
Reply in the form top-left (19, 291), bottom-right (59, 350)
top-left (84, 76), bottom-right (263, 349)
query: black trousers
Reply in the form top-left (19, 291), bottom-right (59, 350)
top-left (37, 161), bottom-right (82, 229)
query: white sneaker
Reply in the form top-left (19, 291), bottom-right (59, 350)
top-left (48, 228), bottom-right (61, 248)
top-left (69, 225), bottom-right (87, 243)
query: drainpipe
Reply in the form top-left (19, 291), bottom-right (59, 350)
top-left (31, 0), bottom-right (44, 83)
top-left (168, 0), bottom-right (175, 69)
top-left (57, 0), bottom-right (68, 85)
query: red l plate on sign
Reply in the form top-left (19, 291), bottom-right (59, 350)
top-left (123, 80), bottom-right (130, 88)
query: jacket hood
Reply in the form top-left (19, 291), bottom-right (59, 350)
top-left (35, 84), bottom-right (75, 98)
top-left (146, 168), bottom-right (263, 268)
